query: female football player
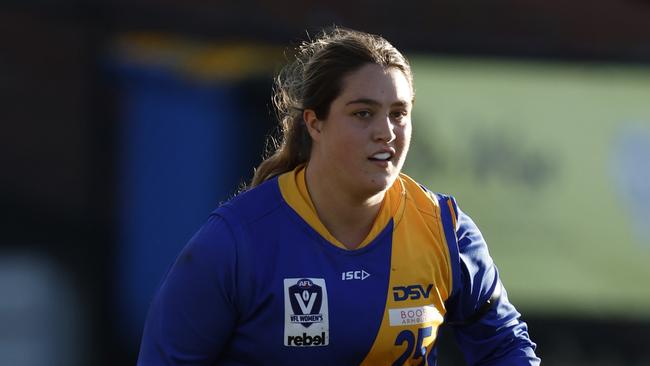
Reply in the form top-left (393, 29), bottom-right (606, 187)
top-left (138, 27), bottom-right (540, 365)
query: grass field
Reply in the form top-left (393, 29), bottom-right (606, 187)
top-left (404, 56), bottom-right (650, 319)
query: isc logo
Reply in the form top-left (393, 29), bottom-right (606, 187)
top-left (392, 284), bottom-right (434, 301)
top-left (341, 270), bottom-right (370, 281)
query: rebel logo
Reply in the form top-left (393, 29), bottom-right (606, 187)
top-left (286, 332), bottom-right (327, 346)
top-left (288, 279), bottom-right (323, 328)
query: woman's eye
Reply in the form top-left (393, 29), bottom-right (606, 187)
top-left (354, 110), bottom-right (372, 118)
top-left (390, 110), bottom-right (408, 120)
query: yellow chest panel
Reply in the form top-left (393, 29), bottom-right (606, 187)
top-left (361, 176), bottom-right (453, 365)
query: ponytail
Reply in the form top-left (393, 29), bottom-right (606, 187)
top-left (250, 114), bottom-right (311, 187)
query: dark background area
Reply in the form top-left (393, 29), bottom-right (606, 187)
top-left (1, 1), bottom-right (649, 364)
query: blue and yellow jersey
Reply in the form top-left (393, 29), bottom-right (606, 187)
top-left (138, 166), bottom-right (539, 365)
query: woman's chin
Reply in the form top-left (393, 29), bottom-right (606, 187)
top-left (363, 173), bottom-right (398, 195)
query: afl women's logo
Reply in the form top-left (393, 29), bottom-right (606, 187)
top-left (288, 279), bottom-right (323, 327)
top-left (283, 278), bottom-right (329, 347)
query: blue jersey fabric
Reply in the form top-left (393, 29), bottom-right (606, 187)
top-left (137, 173), bottom-right (539, 365)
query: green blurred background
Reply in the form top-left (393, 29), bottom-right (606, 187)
top-left (405, 58), bottom-right (650, 319)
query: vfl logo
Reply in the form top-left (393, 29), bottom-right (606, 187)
top-left (393, 284), bottom-right (434, 301)
top-left (284, 278), bottom-right (329, 347)
top-left (288, 279), bottom-right (323, 327)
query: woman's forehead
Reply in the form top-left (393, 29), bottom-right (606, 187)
top-left (336, 65), bottom-right (413, 107)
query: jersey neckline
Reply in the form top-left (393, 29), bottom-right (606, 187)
top-left (277, 165), bottom-right (406, 251)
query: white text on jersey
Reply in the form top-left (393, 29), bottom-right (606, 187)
top-left (341, 270), bottom-right (370, 281)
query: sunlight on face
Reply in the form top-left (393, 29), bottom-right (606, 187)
top-left (310, 63), bottom-right (413, 198)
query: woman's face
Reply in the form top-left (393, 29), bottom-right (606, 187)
top-left (306, 63), bottom-right (413, 198)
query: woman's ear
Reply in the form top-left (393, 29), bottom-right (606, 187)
top-left (303, 109), bottom-right (322, 142)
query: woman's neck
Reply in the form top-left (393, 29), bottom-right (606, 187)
top-left (304, 164), bottom-right (385, 250)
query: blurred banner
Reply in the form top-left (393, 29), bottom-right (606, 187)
top-left (109, 34), bottom-right (280, 343)
top-left (405, 56), bottom-right (650, 319)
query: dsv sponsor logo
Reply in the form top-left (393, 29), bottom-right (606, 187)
top-left (392, 284), bottom-right (434, 301)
